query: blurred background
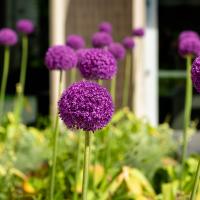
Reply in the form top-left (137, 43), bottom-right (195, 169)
top-left (0, 0), bottom-right (200, 129)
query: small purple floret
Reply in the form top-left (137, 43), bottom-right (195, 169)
top-left (78, 48), bottom-right (117, 80)
top-left (58, 81), bottom-right (114, 132)
top-left (66, 34), bottom-right (85, 50)
top-left (178, 36), bottom-right (200, 58)
top-left (122, 37), bottom-right (135, 50)
top-left (191, 56), bottom-right (200, 93)
top-left (0, 28), bottom-right (18, 46)
top-left (45, 45), bottom-right (77, 70)
top-left (108, 42), bottom-right (126, 61)
top-left (132, 28), bottom-right (145, 37)
top-left (98, 22), bottom-right (112, 34)
top-left (16, 19), bottom-right (34, 35)
top-left (92, 32), bottom-right (113, 48)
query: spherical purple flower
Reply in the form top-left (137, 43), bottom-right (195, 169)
top-left (108, 42), bottom-right (126, 61)
top-left (92, 32), bottom-right (113, 48)
top-left (45, 45), bottom-right (77, 70)
top-left (76, 48), bottom-right (89, 63)
top-left (98, 22), bottom-right (112, 34)
top-left (78, 48), bottom-right (117, 80)
top-left (122, 36), bottom-right (135, 50)
top-left (16, 19), bottom-right (34, 35)
top-left (132, 28), bottom-right (145, 37)
top-left (191, 56), bottom-right (200, 92)
top-left (66, 34), bottom-right (85, 50)
top-left (0, 28), bottom-right (18, 46)
top-left (178, 31), bottom-right (199, 42)
top-left (178, 36), bottom-right (200, 58)
top-left (58, 81), bottom-right (114, 132)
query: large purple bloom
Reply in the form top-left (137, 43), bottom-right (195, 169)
top-left (0, 28), bottom-right (18, 46)
top-left (45, 45), bottom-right (77, 70)
top-left (178, 36), bottom-right (200, 58)
top-left (98, 22), bottom-right (112, 34)
top-left (92, 32), bottom-right (113, 48)
top-left (78, 48), bottom-right (117, 80)
top-left (58, 81), bottom-right (114, 132)
top-left (108, 42), bottom-right (126, 61)
top-left (178, 31), bottom-right (199, 42)
top-left (16, 19), bottom-right (34, 35)
top-left (191, 56), bottom-right (200, 92)
top-left (66, 34), bottom-right (85, 50)
top-left (76, 48), bottom-right (89, 63)
top-left (132, 28), bottom-right (145, 37)
top-left (122, 36), bottom-right (135, 50)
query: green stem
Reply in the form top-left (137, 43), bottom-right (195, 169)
top-left (122, 52), bottom-right (131, 107)
top-left (49, 70), bottom-right (63, 200)
top-left (82, 131), bottom-right (91, 200)
top-left (111, 76), bottom-right (116, 104)
top-left (73, 133), bottom-right (82, 200)
top-left (181, 55), bottom-right (192, 167)
top-left (14, 35), bottom-right (28, 122)
top-left (0, 46), bottom-right (10, 120)
top-left (70, 68), bottom-right (77, 84)
top-left (98, 79), bottom-right (103, 85)
top-left (190, 158), bottom-right (200, 200)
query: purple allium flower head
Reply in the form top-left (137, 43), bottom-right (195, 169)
top-left (178, 36), bottom-right (200, 58)
top-left (122, 36), bottom-right (135, 50)
top-left (108, 42), bottom-right (126, 61)
top-left (16, 19), bottom-right (34, 35)
top-left (178, 31), bottom-right (199, 42)
top-left (98, 22), bottom-right (112, 34)
top-left (78, 48), bottom-right (117, 80)
top-left (58, 80), bottom-right (114, 132)
top-left (45, 45), bottom-right (77, 70)
top-left (76, 48), bottom-right (89, 63)
top-left (132, 28), bottom-right (145, 37)
top-left (0, 28), bottom-right (18, 46)
top-left (191, 56), bottom-right (200, 92)
top-left (66, 34), bottom-right (85, 50)
top-left (92, 32), bottom-right (113, 48)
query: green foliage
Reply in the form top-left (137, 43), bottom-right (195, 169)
top-left (0, 109), bottom-right (198, 199)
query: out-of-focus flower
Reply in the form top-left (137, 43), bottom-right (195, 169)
top-left (16, 19), bottom-right (34, 35)
top-left (178, 31), bottom-right (199, 42)
top-left (78, 48), bottom-right (117, 80)
top-left (92, 32), bottom-right (113, 48)
top-left (108, 42), bottom-right (126, 61)
top-left (0, 28), bottom-right (18, 46)
top-left (132, 28), bottom-right (145, 37)
top-left (122, 36), bottom-right (135, 50)
top-left (66, 34), bottom-right (85, 50)
top-left (178, 36), bottom-right (200, 58)
top-left (45, 45), bottom-right (77, 70)
top-left (98, 22), bottom-right (112, 34)
top-left (58, 81), bottom-right (114, 132)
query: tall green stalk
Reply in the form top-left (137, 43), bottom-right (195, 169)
top-left (190, 158), bottom-right (200, 200)
top-left (181, 55), bottom-right (192, 168)
top-left (73, 133), bottom-right (82, 200)
top-left (70, 68), bottom-right (77, 84)
top-left (98, 79), bottom-right (103, 86)
top-left (82, 131), bottom-right (91, 200)
top-left (111, 76), bottom-right (116, 104)
top-left (0, 46), bottom-right (10, 121)
top-left (122, 52), bottom-right (131, 107)
top-left (14, 35), bottom-right (28, 122)
top-left (49, 70), bottom-right (63, 200)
